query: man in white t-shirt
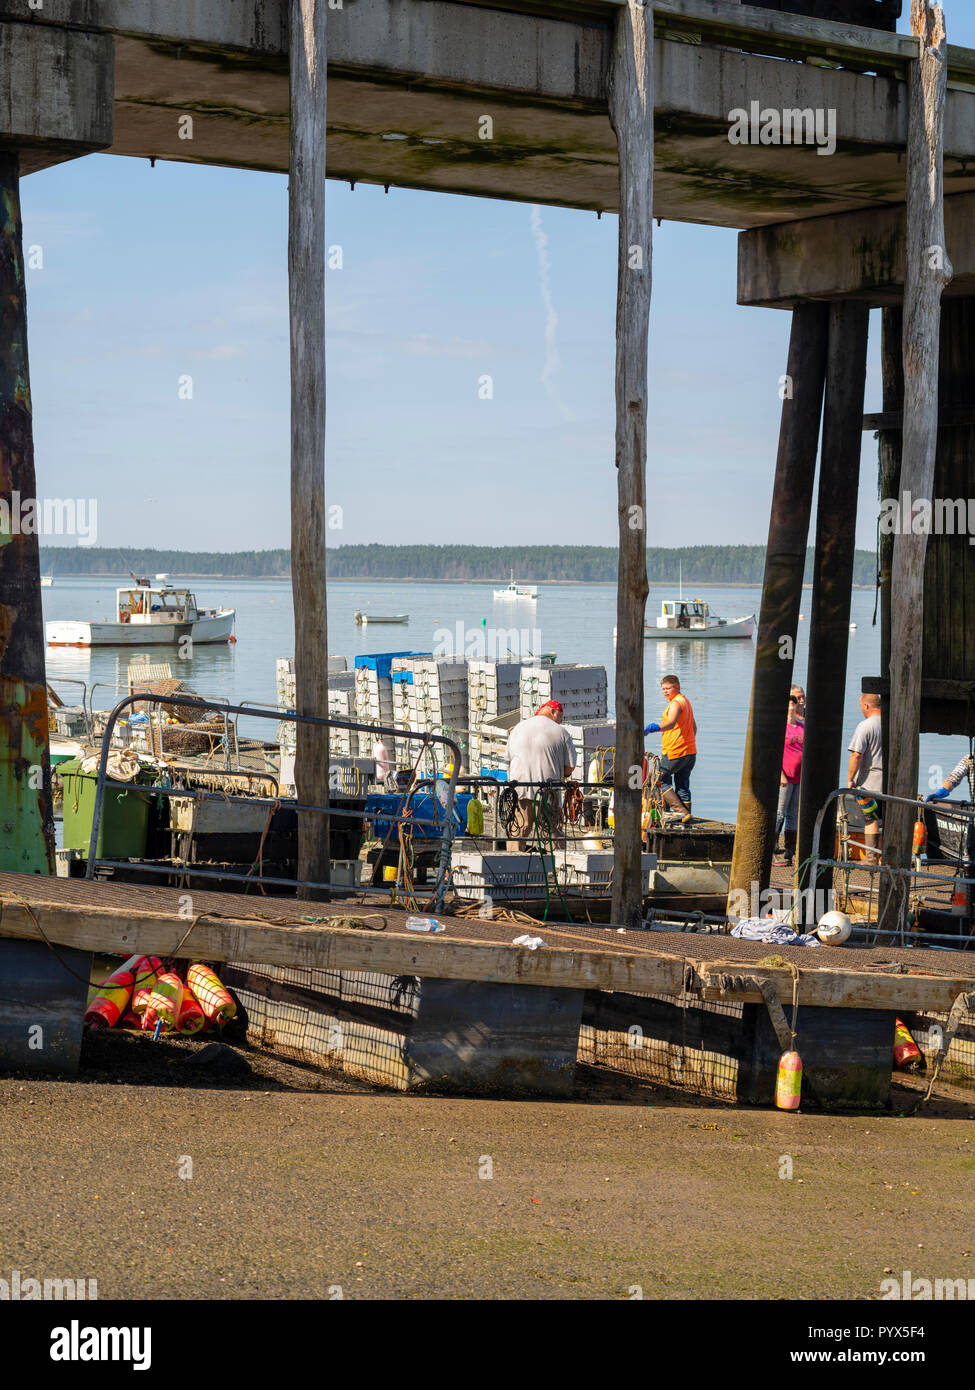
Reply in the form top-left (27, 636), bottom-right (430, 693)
top-left (848, 692), bottom-right (883, 863)
top-left (505, 700), bottom-right (576, 848)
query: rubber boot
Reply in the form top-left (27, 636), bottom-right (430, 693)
top-left (783, 830), bottom-right (797, 867)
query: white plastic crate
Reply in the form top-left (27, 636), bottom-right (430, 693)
top-left (519, 665), bottom-right (608, 722)
top-left (450, 849), bottom-right (657, 901)
top-left (277, 665), bottom-right (360, 754)
top-left (468, 660), bottom-right (522, 730)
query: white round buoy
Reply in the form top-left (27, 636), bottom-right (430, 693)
top-left (817, 909), bottom-right (852, 945)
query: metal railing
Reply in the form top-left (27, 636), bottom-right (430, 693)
top-left (84, 693), bottom-right (460, 911)
top-left (808, 787), bottom-right (975, 950)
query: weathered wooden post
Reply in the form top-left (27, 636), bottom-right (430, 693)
top-left (881, 0), bottom-right (951, 933)
top-left (877, 305), bottom-right (904, 786)
top-left (727, 303), bottom-right (829, 913)
top-left (0, 150), bottom-right (91, 1072)
top-left (797, 301), bottom-right (870, 912)
top-left (0, 151), bottom-right (54, 873)
top-left (607, 0), bottom-right (653, 931)
top-left (289, 0), bottom-right (330, 895)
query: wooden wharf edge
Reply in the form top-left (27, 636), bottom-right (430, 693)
top-left (0, 893), bottom-right (683, 997)
top-left (2, 876), bottom-right (975, 1015)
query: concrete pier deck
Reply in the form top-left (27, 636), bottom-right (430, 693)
top-left (7, 0), bottom-right (975, 222)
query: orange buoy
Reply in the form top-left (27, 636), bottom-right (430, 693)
top-left (84, 953), bottom-right (162, 1030)
top-left (142, 972), bottom-right (183, 1032)
top-left (894, 1018), bottom-right (924, 1072)
top-left (132, 955), bottom-right (163, 990)
top-left (912, 819), bottom-right (927, 855)
top-left (129, 956), bottom-right (164, 1019)
top-left (775, 1050), bottom-right (803, 1111)
top-left (84, 957), bottom-right (137, 1030)
top-left (131, 987), bottom-right (153, 1018)
top-left (187, 963), bottom-right (237, 1024)
top-left (176, 983), bottom-right (206, 1036)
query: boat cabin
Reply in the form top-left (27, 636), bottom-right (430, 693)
top-left (654, 599), bottom-right (712, 631)
top-left (117, 581), bottom-right (200, 626)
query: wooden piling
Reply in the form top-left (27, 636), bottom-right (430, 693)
top-left (607, 0), bottom-right (653, 931)
top-left (0, 151), bottom-right (53, 873)
top-left (0, 152), bottom-right (89, 1073)
top-left (728, 303), bottom-right (829, 912)
top-left (797, 301), bottom-right (870, 910)
top-left (881, 0), bottom-right (952, 933)
top-left (289, 0), bottom-right (330, 895)
top-left (877, 306), bottom-right (904, 784)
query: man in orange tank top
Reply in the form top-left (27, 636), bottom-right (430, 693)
top-left (644, 674), bottom-right (697, 824)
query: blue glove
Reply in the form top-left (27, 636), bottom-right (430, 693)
top-left (925, 787), bottom-right (950, 802)
top-left (644, 722), bottom-right (661, 735)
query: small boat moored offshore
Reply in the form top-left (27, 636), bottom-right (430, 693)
top-left (41, 574), bottom-right (54, 588)
top-left (615, 598), bottom-right (755, 641)
top-left (46, 579), bottom-right (236, 647)
top-left (493, 570), bottom-right (537, 601)
top-left (354, 610), bottom-right (409, 625)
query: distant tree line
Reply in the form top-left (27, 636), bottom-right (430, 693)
top-left (41, 544), bottom-right (879, 586)
top-left (40, 548), bottom-right (292, 578)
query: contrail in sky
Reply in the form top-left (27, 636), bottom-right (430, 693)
top-left (529, 205), bottom-right (573, 420)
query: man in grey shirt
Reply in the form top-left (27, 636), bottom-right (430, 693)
top-left (848, 693), bottom-right (883, 863)
top-left (505, 700), bottom-right (576, 849)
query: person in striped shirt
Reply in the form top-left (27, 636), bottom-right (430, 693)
top-left (925, 755), bottom-right (975, 802)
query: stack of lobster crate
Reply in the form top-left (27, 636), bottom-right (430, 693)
top-left (518, 665), bottom-right (613, 783)
top-left (389, 655), bottom-right (469, 776)
top-left (467, 659), bottom-right (523, 774)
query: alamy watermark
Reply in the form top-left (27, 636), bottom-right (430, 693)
top-left (727, 884), bottom-right (836, 922)
top-left (0, 493), bottom-right (97, 545)
top-left (0, 1269), bottom-right (97, 1300)
top-left (882, 1269), bottom-right (975, 1300)
top-left (728, 102), bottom-right (836, 157)
top-left (880, 491), bottom-right (975, 545)
top-left (434, 621), bottom-right (544, 661)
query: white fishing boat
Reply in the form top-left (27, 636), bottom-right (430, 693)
top-left (41, 574), bottom-right (54, 588)
top-left (642, 598), bottom-right (754, 639)
top-left (493, 570), bottom-right (537, 601)
top-left (45, 579), bottom-right (235, 648)
top-left (354, 610), bottom-right (408, 625)
top-left (614, 598), bottom-right (754, 641)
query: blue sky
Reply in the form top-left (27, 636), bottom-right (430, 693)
top-left (21, 5), bottom-right (973, 554)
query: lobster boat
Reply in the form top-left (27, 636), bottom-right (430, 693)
top-left (46, 579), bottom-right (236, 648)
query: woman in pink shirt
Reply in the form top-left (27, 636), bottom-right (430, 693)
top-left (775, 692), bottom-right (805, 866)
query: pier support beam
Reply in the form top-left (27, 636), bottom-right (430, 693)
top-left (881, 0), bottom-right (951, 934)
top-left (0, 151), bottom-right (54, 874)
top-left (608, 0), bottom-right (653, 931)
top-left (289, 0), bottom-right (331, 895)
top-left (797, 301), bottom-right (870, 912)
top-left (877, 306), bottom-right (903, 782)
top-left (0, 150), bottom-right (89, 1072)
top-left (728, 303), bottom-right (829, 912)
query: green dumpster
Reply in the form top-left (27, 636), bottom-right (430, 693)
top-left (58, 759), bottom-right (154, 860)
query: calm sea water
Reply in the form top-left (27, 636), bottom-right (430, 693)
top-left (42, 577), bottom-right (968, 824)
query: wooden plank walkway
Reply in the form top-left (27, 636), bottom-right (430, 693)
top-left (3, 871), bottom-right (975, 1014)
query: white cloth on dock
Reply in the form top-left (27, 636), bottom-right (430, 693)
top-left (730, 918), bottom-right (822, 948)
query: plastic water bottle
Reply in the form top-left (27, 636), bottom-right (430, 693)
top-left (406, 916), bottom-right (445, 933)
